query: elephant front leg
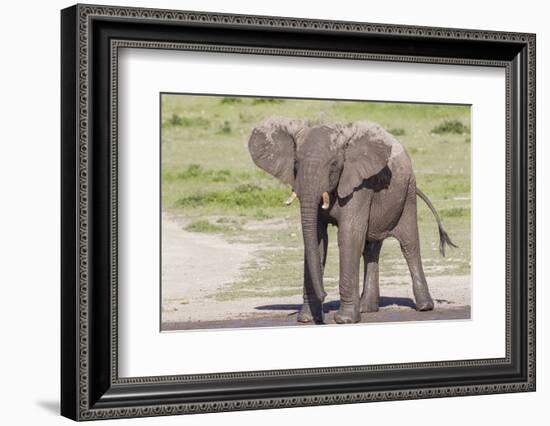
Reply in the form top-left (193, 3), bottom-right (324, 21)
top-left (298, 223), bottom-right (328, 324)
top-left (360, 240), bottom-right (383, 313)
top-left (334, 224), bottom-right (367, 324)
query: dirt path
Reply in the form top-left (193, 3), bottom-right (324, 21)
top-left (161, 214), bottom-right (259, 323)
top-left (161, 215), bottom-right (471, 329)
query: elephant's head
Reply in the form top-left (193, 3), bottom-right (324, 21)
top-left (248, 117), bottom-right (393, 302)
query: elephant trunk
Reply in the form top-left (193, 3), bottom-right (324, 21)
top-left (300, 199), bottom-right (326, 302)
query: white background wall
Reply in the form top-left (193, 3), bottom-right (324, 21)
top-left (0, 0), bottom-right (546, 424)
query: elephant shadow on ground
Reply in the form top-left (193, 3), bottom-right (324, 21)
top-left (255, 296), bottom-right (417, 315)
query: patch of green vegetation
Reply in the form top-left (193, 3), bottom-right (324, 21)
top-left (331, 101), bottom-right (470, 125)
top-left (185, 220), bottom-right (226, 233)
top-left (185, 219), bottom-right (243, 234)
top-left (417, 173), bottom-right (470, 196)
top-left (216, 217), bottom-right (240, 224)
top-left (217, 120), bottom-right (232, 134)
top-left (163, 113), bottom-right (210, 128)
top-left (388, 127), bottom-right (406, 136)
top-left (239, 112), bottom-right (256, 123)
top-left (253, 209), bottom-right (273, 220)
top-left (431, 120), bottom-right (470, 135)
top-left (162, 165), bottom-right (264, 186)
top-left (176, 184), bottom-right (289, 209)
top-left (440, 207), bottom-right (470, 218)
top-left (209, 248), bottom-right (321, 301)
top-left (166, 164), bottom-right (233, 182)
top-left (220, 97), bottom-right (243, 104)
top-left (251, 97), bottom-right (285, 105)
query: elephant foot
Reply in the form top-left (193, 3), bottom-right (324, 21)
top-left (415, 298), bottom-right (434, 311)
top-left (360, 296), bottom-right (379, 313)
top-left (334, 303), bottom-right (361, 324)
top-left (297, 302), bottom-right (324, 324)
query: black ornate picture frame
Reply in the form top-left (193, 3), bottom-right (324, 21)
top-left (61, 3), bottom-right (536, 421)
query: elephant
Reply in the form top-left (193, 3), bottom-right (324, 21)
top-left (248, 116), bottom-right (457, 324)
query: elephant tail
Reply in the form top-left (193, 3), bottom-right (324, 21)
top-left (416, 188), bottom-right (458, 257)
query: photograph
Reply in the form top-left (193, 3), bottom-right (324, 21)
top-left (160, 94), bottom-right (472, 331)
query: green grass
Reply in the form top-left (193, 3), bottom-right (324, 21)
top-left (220, 97), bottom-right (243, 104)
top-left (162, 164), bottom-right (265, 185)
top-left (165, 164), bottom-right (232, 182)
top-left (431, 119), bottom-right (470, 135)
top-left (163, 113), bottom-right (210, 128)
top-left (176, 184), bottom-right (289, 209)
top-left (251, 97), bottom-right (285, 105)
top-left (185, 220), bottom-right (227, 233)
top-left (440, 207), bottom-right (470, 218)
top-left (161, 94), bottom-right (471, 301)
top-left (217, 120), bottom-right (232, 134)
top-left (252, 209), bottom-right (274, 220)
top-left (185, 218), bottom-right (244, 234)
top-left (418, 173), bottom-right (470, 198)
top-left (388, 127), bottom-right (406, 136)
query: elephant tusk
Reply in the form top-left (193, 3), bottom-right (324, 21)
top-left (321, 192), bottom-right (330, 209)
top-left (285, 191), bottom-right (297, 206)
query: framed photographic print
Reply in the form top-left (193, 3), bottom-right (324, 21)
top-left (61, 3), bottom-right (536, 421)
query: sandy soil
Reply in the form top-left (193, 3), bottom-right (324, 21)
top-left (161, 215), bottom-right (471, 328)
top-left (161, 214), bottom-right (259, 323)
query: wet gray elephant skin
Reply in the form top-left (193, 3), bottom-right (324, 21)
top-left (248, 117), bottom-right (456, 324)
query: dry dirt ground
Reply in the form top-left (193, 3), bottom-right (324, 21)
top-left (161, 215), bottom-right (471, 331)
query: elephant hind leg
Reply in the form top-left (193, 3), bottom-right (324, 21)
top-left (360, 240), bottom-right (383, 313)
top-left (391, 185), bottom-right (434, 312)
top-left (398, 238), bottom-right (434, 311)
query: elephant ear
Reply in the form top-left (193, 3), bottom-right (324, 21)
top-left (248, 117), bottom-right (303, 186)
top-left (337, 122), bottom-right (393, 199)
